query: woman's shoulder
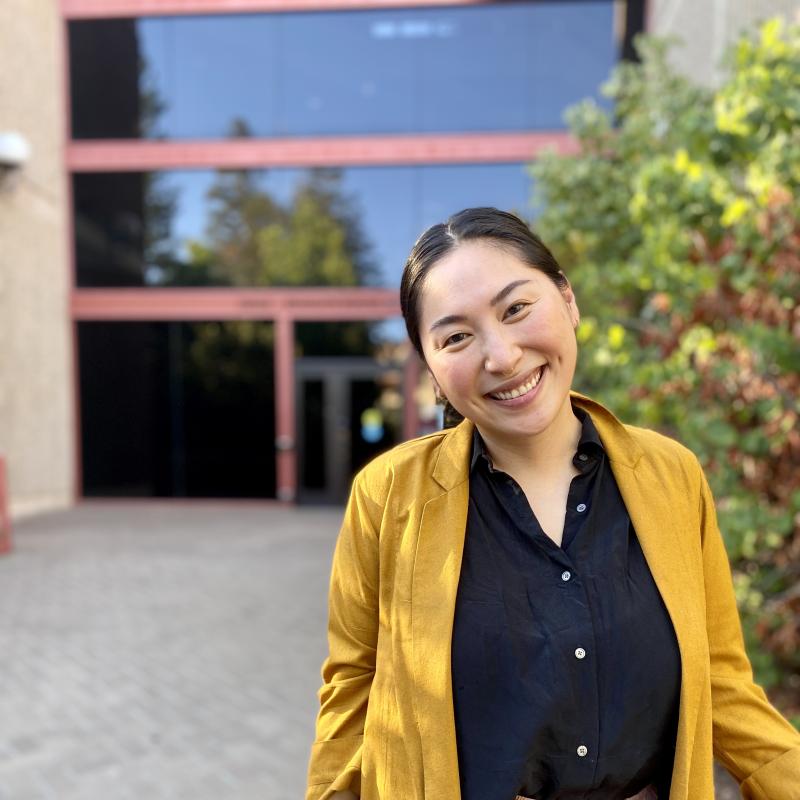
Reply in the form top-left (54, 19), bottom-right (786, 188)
top-left (576, 392), bottom-right (699, 464)
top-left (624, 421), bottom-right (696, 459)
top-left (352, 424), bottom-right (467, 501)
top-left (620, 421), bottom-right (706, 488)
top-left (575, 392), bottom-right (704, 486)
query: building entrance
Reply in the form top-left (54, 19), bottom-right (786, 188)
top-left (296, 357), bottom-right (401, 504)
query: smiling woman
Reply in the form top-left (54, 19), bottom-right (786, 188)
top-left (306, 208), bottom-right (800, 800)
top-left (413, 240), bottom-right (580, 478)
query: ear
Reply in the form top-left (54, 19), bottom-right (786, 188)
top-left (427, 369), bottom-right (445, 402)
top-left (560, 275), bottom-right (581, 329)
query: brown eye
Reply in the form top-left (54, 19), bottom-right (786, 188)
top-left (443, 332), bottom-right (468, 347)
top-left (505, 302), bottom-right (528, 318)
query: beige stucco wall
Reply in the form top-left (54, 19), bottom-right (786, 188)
top-left (649, 0), bottom-right (799, 85)
top-left (0, 1), bottom-right (73, 518)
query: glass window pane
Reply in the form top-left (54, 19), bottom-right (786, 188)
top-left (69, 2), bottom-right (615, 139)
top-left (78, 321), bottom-right (276, 498)
top-left (73, 164), bottom-right (533, 288)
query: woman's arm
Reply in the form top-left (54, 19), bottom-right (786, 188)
top-left (305, 467), bottom-right (386, 800)
top-left (695, 458), bottom-right (800, 798)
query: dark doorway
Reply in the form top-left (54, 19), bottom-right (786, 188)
top-left (296, 358), bottom-right (401, 504)
top-left (78, 321), bottom-right (276, 498)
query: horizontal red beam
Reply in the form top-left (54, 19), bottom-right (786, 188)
top-left (66, 132), bottom-right (577, 172)
top-left (71, 287), bottom-right (401, 321)
top-left (62, 0), bottom-right (489, 20)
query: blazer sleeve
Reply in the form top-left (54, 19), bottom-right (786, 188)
top-left (695, 457), bottom-right (800, 798)
top-left (306, 466), bottom-right (385, 800)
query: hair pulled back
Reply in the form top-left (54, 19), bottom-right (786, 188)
top-left (399, 207), bottom-right (568, 426)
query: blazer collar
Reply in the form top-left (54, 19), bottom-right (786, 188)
top-left (430, 390), bottom-right (642, 491)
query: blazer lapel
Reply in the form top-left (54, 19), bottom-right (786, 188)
top-left (410, 419), bottom-right (473, 799)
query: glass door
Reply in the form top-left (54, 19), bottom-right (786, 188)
top-left (296, 358), bottom-right (401, 504)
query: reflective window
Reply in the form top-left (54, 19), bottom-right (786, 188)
top-left (78, 321), bottom-right (276, 498)
top-left (73, 163), bottom-right (533, 288)
top-left (69, 2), bottom-right (615, 139)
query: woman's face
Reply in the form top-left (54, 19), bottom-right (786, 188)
top-left (418, 239), bottom-right (580, 444)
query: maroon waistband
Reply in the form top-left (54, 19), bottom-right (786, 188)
top-left (515, 785), bottom-right (658, 800)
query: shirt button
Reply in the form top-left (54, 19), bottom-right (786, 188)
top-left (561, 570), bottom-right (571, 582)
top-left (575, 647), bottom-right (586, 659)
top-left (578, 453), bottom-right (588, 462)
top-left (577, 745), bottom-right (588, 757)
top-left (576, 503), bottom-right (587, 513)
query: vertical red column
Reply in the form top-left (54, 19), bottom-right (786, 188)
top-left (274, 315), bottom-right (296, 502)
top-left (403, 353), bottom-right (421, 442)
top-left (0, 455), bottom-right (12, 555)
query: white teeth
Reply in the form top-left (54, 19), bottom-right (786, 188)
top-left (491, 366), bottom-right (544, 400)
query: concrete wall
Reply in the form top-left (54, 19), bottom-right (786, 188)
top-left (0, 1), bottom-right (74, 518)
top-left (649, 0), bottom-right (799, 85)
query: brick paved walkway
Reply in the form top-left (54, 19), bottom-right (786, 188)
top-left (0, 503), bottom-right (741, 800)
top-left (0, 503), bottom-right (337, 800)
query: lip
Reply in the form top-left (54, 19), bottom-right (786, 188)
top-left (485, 365), bottom-right (546, 397)
top-left (485, 364), bottom-right (547, 408)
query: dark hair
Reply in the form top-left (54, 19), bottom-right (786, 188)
top-left (400, 207), bottom-right (567, 359)
top-left (400, 207), bottom-right (568, 426)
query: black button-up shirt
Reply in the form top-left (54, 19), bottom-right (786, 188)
top-left (451, 406), bottom-right (681, 800)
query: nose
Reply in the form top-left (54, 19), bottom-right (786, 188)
top-left (482, 327), bottom-right (522, 375)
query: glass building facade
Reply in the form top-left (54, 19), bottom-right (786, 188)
top-left (67, 1), bottom-right (630, 502)
top-left (72, 164), bottom-right (533, 288)
top-left (69, 4), bottom-right (615, 139)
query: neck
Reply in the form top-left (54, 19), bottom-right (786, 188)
top-left (477, 397), bottom-right (582, 477)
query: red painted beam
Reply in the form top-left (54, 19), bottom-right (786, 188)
top-left (62, 0), bottom-right (490, 20)
top-left (71, 287), bottom-right (401, 321)
top-left (0, 456), bottom-right (12, 555)
top-left (274, 316), bottom-right (296, 501)
top-left (66, 132), bottom-right (578, 172)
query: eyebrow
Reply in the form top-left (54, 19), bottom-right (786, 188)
top-left (428, 279), bottom-right (533, 333)
top-left (490, 279), bottom-right (532, 308)
top-left (428, 313), bottom-right (468, 333)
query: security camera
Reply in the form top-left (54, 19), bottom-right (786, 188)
top-left (0, 132), bottom-right (31, 168)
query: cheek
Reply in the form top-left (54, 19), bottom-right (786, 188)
top-left (434, 355), bottom-right (478, 397)
top-left (521, 309), bottom-right (575, 350)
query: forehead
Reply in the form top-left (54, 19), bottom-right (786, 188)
top-left (419, 240), bottom-right (550, 322)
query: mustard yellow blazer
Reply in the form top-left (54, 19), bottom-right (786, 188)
top-left (306, 393), bottom-right (800, 800)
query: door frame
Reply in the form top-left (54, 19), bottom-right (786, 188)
top-left (295, 356), bottom-right (402, 504)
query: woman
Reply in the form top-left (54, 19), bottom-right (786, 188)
top-left (306, 208), bottom-right (800, 800)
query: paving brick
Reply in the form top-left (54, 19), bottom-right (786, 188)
top-left (0, 504), bottom-right (337, 799)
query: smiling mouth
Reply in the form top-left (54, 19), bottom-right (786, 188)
top-left (488, 365), bottom-right (546, 401)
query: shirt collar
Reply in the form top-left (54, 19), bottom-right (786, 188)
top-left (470, 402), bottom-right (605, 474)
